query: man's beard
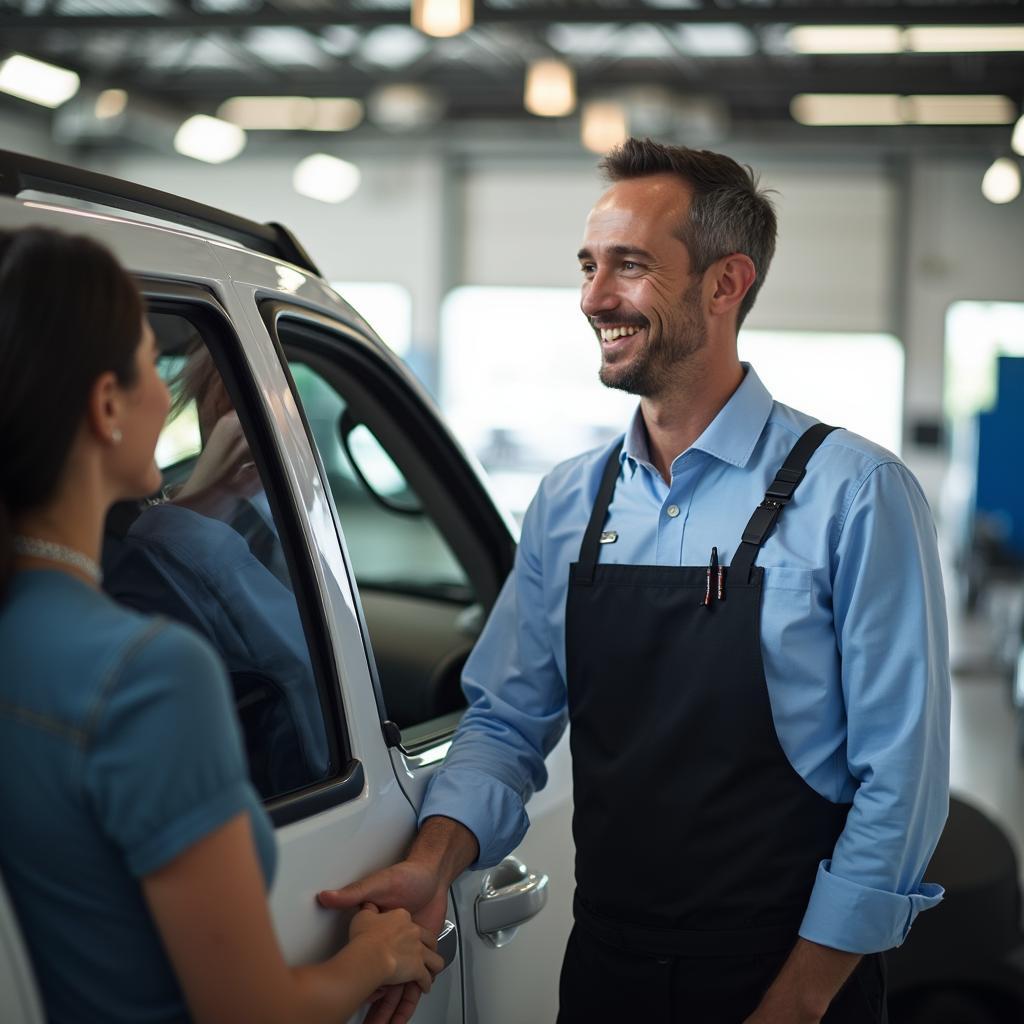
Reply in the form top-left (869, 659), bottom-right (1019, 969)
top-left (599, 280), bottom-right (707, 398)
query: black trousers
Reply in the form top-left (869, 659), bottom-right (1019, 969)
top-left (557, 923), bottom-right (888, 1024)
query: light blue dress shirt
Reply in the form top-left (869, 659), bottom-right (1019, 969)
top-left (421, 364), bottom-right (950, 955)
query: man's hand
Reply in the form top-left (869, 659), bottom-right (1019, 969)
top-left (742, 938), bottom-right (861, 1024)
top-left (317, 817), bottom-right (479, 1024)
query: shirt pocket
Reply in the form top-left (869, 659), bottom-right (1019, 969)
top-left (760, 566), bottom-right (814, 616)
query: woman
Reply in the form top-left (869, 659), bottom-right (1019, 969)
top-left (0, 226), bottom-right (442, 1023)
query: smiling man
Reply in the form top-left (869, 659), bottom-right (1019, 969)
top-left (322, 138), bottom-right (950, 1024)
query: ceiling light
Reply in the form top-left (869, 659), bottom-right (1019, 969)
top-left (367, 83), bottom-right (445, 131)
top-left (218, 96), bottom-right (363, 131)
top-left (524, 59), bottom-right (576, 118)
top-left (293, 154), bottom-right (361, 204)
top-left (411, 0), bottom-right (473, 39)
top-left (173, 114), bottom-right (247, 163)
top-left (792, 93), bottom-right (1015, 127)
top-left (94, 88), bottom-right (128, 120)
top-left (360, 25), bottom-right (430, 67)
top-left (791, 94), bottom-right (903, 126)
top-left (786, 25), bottom-right (903, 54)
top-left (981, 158), bottom-right (1021, 204)
top-left (676, 24), bottom-right (756, 57)
top-left (907, 94), bottom-right (1015, 125)
top-left (907, 26), bottom-right (1024, 52)
top-left (581, 100), bottom-right (628, 154)
top-left (0, 53), bottom-right (80, 108)
top-left (1012, 115), bottom-right (1024, 156)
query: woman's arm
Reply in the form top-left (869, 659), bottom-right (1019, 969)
top-left (143, 813), bottom-right (442, 1024)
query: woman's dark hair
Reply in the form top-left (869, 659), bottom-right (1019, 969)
top-left (0, 226), bottom-right (144, 593)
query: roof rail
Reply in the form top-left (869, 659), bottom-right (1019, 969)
top-left (0, 149), bottom-right (322, 277)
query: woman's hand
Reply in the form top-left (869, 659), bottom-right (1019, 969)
top-left (171, 411), bottom-right (260, 517)
top-left (347, 903), bottom-right (444, 993)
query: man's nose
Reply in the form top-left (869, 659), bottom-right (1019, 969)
top-left (581, 269), bottom-right (619, 318)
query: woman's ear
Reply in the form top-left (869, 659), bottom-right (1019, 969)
top-left (708, 253), bottom-right (757, 322)
top-left (85, 370), bottom-right (125, 447)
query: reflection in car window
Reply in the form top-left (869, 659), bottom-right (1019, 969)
top-left (102, 313), bottom-right (332, 802)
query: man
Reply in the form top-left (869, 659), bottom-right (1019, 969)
top-left (321, 138), bottom-right (950, 1023)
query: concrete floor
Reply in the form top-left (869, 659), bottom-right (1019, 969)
top-left (949, 599), bottom-right (1024, 874)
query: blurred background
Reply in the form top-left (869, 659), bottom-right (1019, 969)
top-left (2, 1), bottom-right (1024, 1015)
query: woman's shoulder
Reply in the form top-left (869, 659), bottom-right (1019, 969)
top-left (1, 571), bottom-right (226, 732)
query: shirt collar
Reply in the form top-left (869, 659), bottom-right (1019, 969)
top-left (621, 363), bottom-right (774, 474)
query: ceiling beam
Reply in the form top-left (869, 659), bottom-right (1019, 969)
top-left (1, 1), bottom-right (1022, 33)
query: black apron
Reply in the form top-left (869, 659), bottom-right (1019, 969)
top-left (558, 424), bottom-right (887, 1023)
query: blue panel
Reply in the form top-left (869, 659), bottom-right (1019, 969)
top-left (975, 356), bottom-right (1024, 559)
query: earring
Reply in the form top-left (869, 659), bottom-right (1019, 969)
top-left (111, 428), bottom-right (123, 444)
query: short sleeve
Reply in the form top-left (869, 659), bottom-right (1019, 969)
top-left (85, 621), bottom-right (256, 877)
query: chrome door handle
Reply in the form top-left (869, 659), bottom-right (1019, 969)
top-left (475, 856), bottom-right (549, 948)
top-left (436, 918), bottom-right (458, 974)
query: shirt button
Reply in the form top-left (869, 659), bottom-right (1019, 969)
top-left (666, 504), bottom-right (680, 518)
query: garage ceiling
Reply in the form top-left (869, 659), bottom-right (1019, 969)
top-left (1, 0), bottom-right (1021, 150)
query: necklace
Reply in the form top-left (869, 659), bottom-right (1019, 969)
top-left (13, 535), bottom-right (103, 586)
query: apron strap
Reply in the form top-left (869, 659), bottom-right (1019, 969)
top-left (731, 423), bottom-right (838, 582)
top-left (576, 442), bottom-right (625, 585)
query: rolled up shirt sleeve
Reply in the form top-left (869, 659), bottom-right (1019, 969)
top-left (419, 482), bottom-right (569, 869)
top-left (799, 461), bottom-right (951, 953)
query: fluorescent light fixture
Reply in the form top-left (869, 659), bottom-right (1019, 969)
top-left (907, 26), bottom-right (1024, 52)
top-left (906, 94), bottom-right (1015, 125)
top-left (791, 94), bottom-right (903, 126)
top-left (524, 59), bottom-right (576, 118)
top-left (792, 93), bottom-right (1015, 126)
top-left (218, 96), bottom-right (363, 131)
top-left (1013, 114), bottom-right (1024, 156)
top-left (360, 25), bottom-right (430, 67)
top-left (581, 100), bottom-right (628, 154)
top-left (94, 88), bottom-right (128, 120)
top-left (786, 25), bottom-right (903, 54)
top-left (173, 114), bottom-right (246, 163)
top-left (981, 157), bottom-right (1021, 204)
top-left (293, 154), bottom-right (361, 204)
top-left (0, 53), bottom-right (80, 108)
top-left (411, 0), bottom-right (473, 38)
top-left (676, 24), bottom-right (756, 57)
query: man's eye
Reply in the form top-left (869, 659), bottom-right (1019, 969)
top-left (622, 261), bottom-right (638, 270)
top-left (580, 264), bottom-right (595, 274)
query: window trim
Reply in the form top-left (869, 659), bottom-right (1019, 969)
top-left (139, 280), bottom-right (364, 827)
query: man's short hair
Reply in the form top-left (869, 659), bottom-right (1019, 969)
top-left (600, 137), bottom-right (777, 327)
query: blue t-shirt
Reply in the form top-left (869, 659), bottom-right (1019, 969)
top-left (0, 569), bottom-right (277, 1023)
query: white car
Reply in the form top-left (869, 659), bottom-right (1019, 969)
top-left (0, 149), bottom-right (574, 1024)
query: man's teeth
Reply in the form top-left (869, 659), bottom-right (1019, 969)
top-left (599, 325), bottom-right (642, 342)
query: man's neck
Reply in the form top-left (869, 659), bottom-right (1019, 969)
top-left (640, 358), bottom-right (744, 484)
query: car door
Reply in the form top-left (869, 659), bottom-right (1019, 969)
top-left (118, 280), bottom-right (463, 1024)
top-left (259, 298), bottom-right (576, 1024)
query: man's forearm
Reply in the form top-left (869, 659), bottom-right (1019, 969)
top-left (748, 938), bottom-right (861, 1023)
top-left (408, 816), bottom-right (480, 888)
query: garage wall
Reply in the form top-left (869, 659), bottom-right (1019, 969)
top-left (5, 127), bottom-right (1022, 497)
top-left (461, 160), bottom-right (898, 334)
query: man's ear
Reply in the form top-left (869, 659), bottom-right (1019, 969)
top-left (707, 254), bottom-right (757, 321)
top-left (85, 370), bottom-right (124, 446)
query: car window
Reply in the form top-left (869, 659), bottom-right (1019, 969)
top-left (289, 362), bottom-right (471, 601)
top-left (101, 309), bottom-right (336, 804)
top-left (272, 312), bottom-right (511, 752)
top-left (287, 356), bottom-right (478, 746)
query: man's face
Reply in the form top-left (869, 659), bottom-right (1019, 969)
top-left (578, 174), bottom-right (706, 398)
